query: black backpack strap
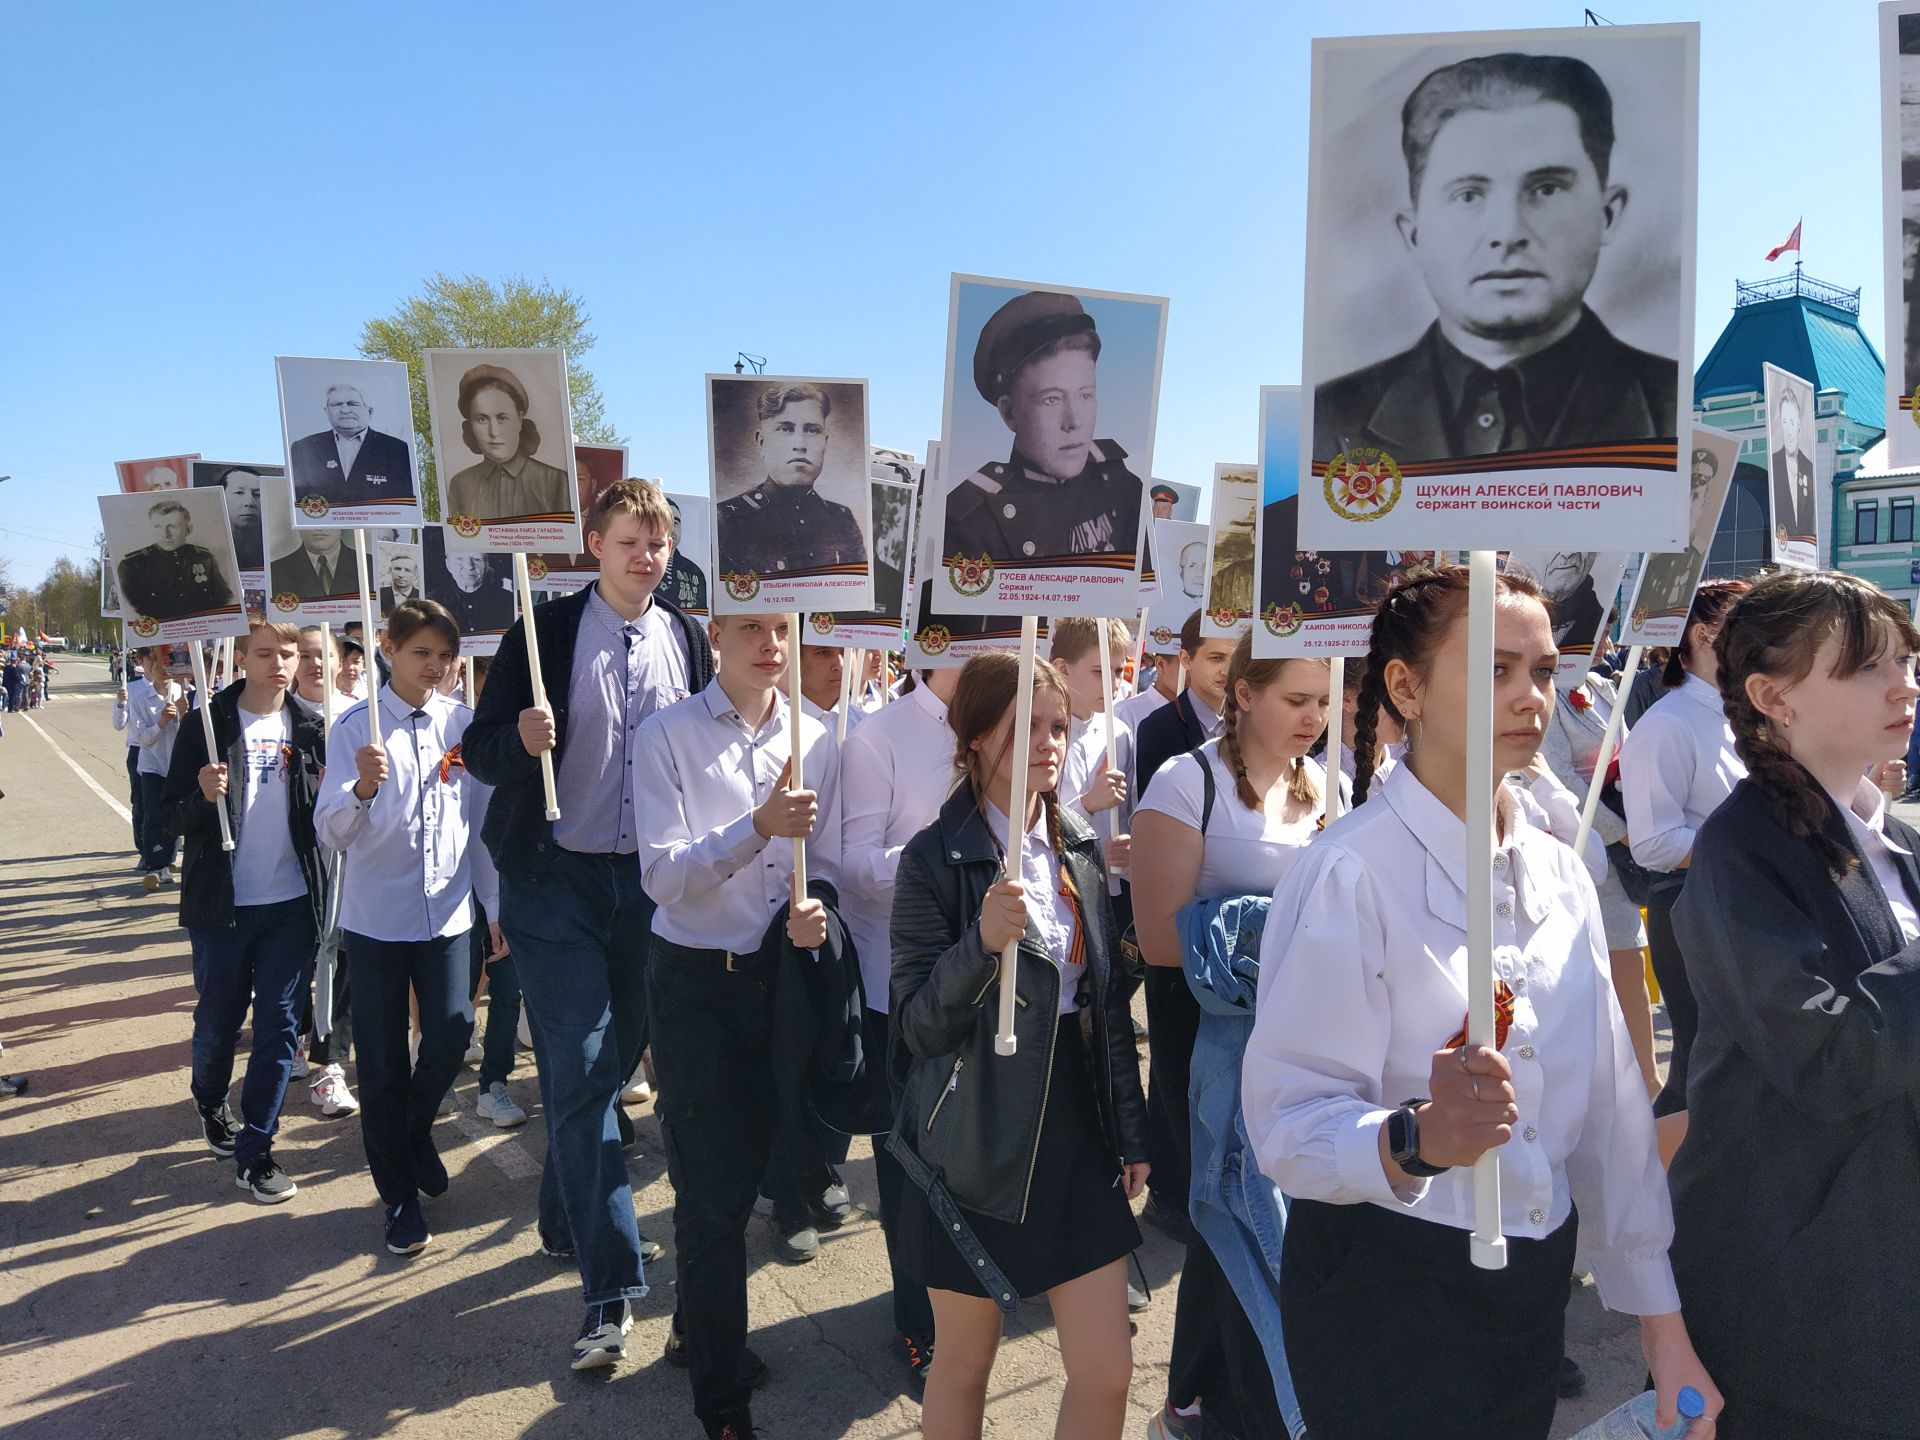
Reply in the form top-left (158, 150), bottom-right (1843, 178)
top-left (1198, 748), bottom-right (1217, 836)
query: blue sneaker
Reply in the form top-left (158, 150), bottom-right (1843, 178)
top-left (384, 1197), bottom-right (431, 1256)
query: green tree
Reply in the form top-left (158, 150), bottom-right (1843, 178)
top-left (359, 274), bottom-right (620, 521)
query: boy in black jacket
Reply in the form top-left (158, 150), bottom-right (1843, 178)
top-left (161, 623), bottom-right (327, 1202)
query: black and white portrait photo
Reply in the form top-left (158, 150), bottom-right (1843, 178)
top-left (190, 460), bottom-right (277, 575)
top-left (1298, 25), bottom-right (1697, 552)
top-left (804, 477), bottom-right (916, 647)
top-left (1144, 519), bottom-right (1209, 650)
top-left (1624, 426), bottom-right (1739, 643)
top-left (269, 527), bottom-right (361, 604)
top-left (276, 356), bottom-right (420, 528)
top-left (423, 527), bottom-right (515, 653)
top-left (1883, 4), bottom-right (1920, 466)
top-left (425, 348), bottom-right (581, 552)
top-left (1500, 547), bottom-right (1631, 684)
top-left (1766, 362), bottom-right (1818, 568)
top-left (98, 489), bottom-right (246, 643)
top-left (663, 492), bottom-right (711, 618)
top-left (708, 373), bottom-right (873, 614)
top-left (375, 540), bottom-right (426, 617)
top-left (936, 275), bottom-right (1167, 616)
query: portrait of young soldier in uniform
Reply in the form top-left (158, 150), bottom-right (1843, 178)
top-left (1635, 445), bottom-right (1726, 616)
top-left (714, 381), bottom-right (868, 578)
top-left (190, 461), bottom-right (277, 573)
top-left (114, 496), bottom-right (238, 621)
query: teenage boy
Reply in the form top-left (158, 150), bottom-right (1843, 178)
top-left (635, 613), bottom-right (842, 1440)
top-left (131, 646), bottom-right (185, 890)
top-left (1048, 616), bottom-right (1135, 880)
top-left (160, 623), bottom-right (328, 1201)
top-left (795, 643), bottom-right (866, 736)
top-left (464, 479), bottom-right (713, 1367)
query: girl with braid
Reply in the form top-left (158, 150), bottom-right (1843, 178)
top-left (1619, 578), bottom-right (1749, 1150)
top-left (1669, 570), bottom-right (1920, 1440)
top-left (1132, 634), bottom-right (1343, 1439)
top-left (1244, 564), bottom-right (1718, 1440)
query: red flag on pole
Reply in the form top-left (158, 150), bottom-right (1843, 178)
top-left (1765, 219), bottom-right (1802, 262)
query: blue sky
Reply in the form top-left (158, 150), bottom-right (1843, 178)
top-left (0, 0), bottom-right (1890, 586)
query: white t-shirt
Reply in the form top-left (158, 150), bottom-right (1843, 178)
top-left (230, 704), bottom-right (308, 907)
top-left (1137, 739), bottom-right (1330, 900)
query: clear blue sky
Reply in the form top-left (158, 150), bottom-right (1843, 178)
top-left (0, 0), bottom-right (1888, 587)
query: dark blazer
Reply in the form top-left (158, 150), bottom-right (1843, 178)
top-left (1671, 778), bottom-right (1920, 1431)
top-left (269, 540), bottom-right (359, 601)
top-left (888, 783), bottom-right (1148, 1224)
top-left (1771, 446), bottom-right (1818, 542)
top-left (159, 681), bottom-right (327, 934)
top-left (1549, 576), bottom-right (1604, 649)
top-left (290, 428), bottom-right (413, 507)
top-left (1135, 690), bottom-right (1209, 800)
top-left (1312, 311), bottom-right (1676, 462)
top-left (462, 584), bottom-right (714, 879)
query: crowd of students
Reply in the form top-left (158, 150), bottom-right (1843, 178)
top-left (119, 474), bottom-right (1920, 1440)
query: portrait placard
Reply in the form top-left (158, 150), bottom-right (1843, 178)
top-left (372, 539), bottom-right (427, 619)
top-left (933, 273), bottom-right (1168, 616)
top-left (1297, 23), bottom-right (1698, 551)
top-left (1620, 424), bottom-right (1739, 646)
top-left (708, 373), bottom-right (874, 615)
top-left (908, 442), bottom-right (1042, 667)
top-left (1883, 2), bottom-right (1920, 466)
top-left (425, 348), bottom-right (581, 554)
top-left (661, 492), bottom-right (713, 618)
top-left (422, 527), bottom-right (514, 656)
top-left (99, 489), bottom-right (248, 644)
top-left (1499, 548), bottom-right (1632, 688)
top-left (1255, 386), bottom-right (1438, 659)
top-left (1201, 463), bottom-right (1258, 640)
top-left (190, 460), bottom-right (277, 584)
top-left (1142, 520), bottom-right (1210, 652)
top-left (805, 478), bottom-right (916, 647)
top-left (260, 477), bottom-right (364, 624)
top-left (529, 442), bottom-right (631, 591)
top-left (100, 555), bottom-right (123, 620)
top-left (115, 454), bottom-right (199, 495)
top-left (1139, 478), bottom-right (1203, 599)
top-left (1765, 363), bottom-right (1818, 569)
top-left (276, 356), bottom-right (422, 529)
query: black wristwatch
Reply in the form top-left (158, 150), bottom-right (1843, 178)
top-left (1387, 1099), bottom-right (1451, 1178)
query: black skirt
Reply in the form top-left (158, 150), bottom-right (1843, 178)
top-left (898, 1012), bottom-right (1141, 1299)
top-left (1281, 1196), bottom-right (1577, 1440)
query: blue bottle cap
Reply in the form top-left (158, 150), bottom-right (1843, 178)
top-left (1677, 1386), bottom-right (1705, 1419)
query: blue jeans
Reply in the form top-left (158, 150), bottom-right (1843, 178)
top-left (344, 930), bottom-right (473, 1207)
top-left (499, 849), bottom-right (652, 1308)
top-left (137, 769), bottom-right (171, 872)
top-left (467, 901), bottom-right (522, 1091)
top-left (188, 897), bottom-right (317, 1167)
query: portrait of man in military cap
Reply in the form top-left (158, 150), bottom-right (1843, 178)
top-left (191, 461), bottom-right (278, 573)
top-left (1635, 441), bottom-right (1729, 617)
top-left (104, 491), bottom-right (239, 623)
top-left (275, 356), bottom-right (421, 525)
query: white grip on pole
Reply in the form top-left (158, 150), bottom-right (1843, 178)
top-left (354, 530), bottom-right (382, 750)
top-left (787, 614), bottom-right (808, 898)
top-left (189, 643), bottom-right (235, 853)
top-left (1572, 644), bottom-right (1642, 860)
top-left (995, 616), bottom-right (1040, 1057)
top-left (1465, 550), bottom-right (1507, 1271)
top-left (1324, 657), bottom-right (1344, 826)
top-left (511, 553), bottom-right (560, 821)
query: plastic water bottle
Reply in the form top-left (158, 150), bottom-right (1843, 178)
top-left (1570, 1385), bottom-right (1706, 1439)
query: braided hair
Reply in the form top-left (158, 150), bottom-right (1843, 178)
top-left (1662, 580), bottom-right (1748, 687)
top-left (1350, 563), bottom-right (1549, 806)
top-left (1217, 632), bottom-right (1324, 812)
top-left (1714, 569), bottom-right (1920, 875)
top-left (949, 650), bottom-right (1072, 859)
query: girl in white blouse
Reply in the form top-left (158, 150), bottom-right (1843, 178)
top-left (1242, 564), bottom-right (1718, 1440)
top-left (1132, 635), bottom-right (1338, 1440)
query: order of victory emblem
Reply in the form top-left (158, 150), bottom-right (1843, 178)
top-left (1324, 448), bottom-right (1403, 523)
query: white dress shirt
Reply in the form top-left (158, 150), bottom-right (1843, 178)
top-left (314, 689), bottom-right (494, 941)
top-left (1116, 685), bottom-right (1172, 797)
top-left (1836, 776), bottom-right (1920, 942)
top-left (333, 429), bottom-right (364, 481)
top-left (1061, 710), bottom-right (1134, 885)
top-left (801, 693), bottom-right (868, 736)
top-left (983, 800), bottom-right (1085, 1016)
top-left (1505, 766), bottom-right (1607, 886)
top-left (1620, 672), bottom-right (1745, 872)
top-left (636, 682), bottom-right (842, 955)
top-left (1242, 761), bottom-right (1680, 1316)
top-left (130, 674), bottom-right (182, 776)
top-left (839, 682), bottom-right (956, 1012)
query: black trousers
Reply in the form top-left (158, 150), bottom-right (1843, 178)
top-left (1144, 965), bottom-right (1199, 1217)
top-left (763, 1108), bottom-right (849, 1225)
top-left (1645, 876), bottom-right (1693, 1117)
top-left (1168, 1235), bottom-right (1285, 1435)
top-left (649, 937), bottom-right (780, 1428)
top-left (1282, 1198), bottom-right (1577, 1440)
top-left (124, 745), bottom-right (143, 855)
top-left (864, 1006), bottom-right (936, 1340)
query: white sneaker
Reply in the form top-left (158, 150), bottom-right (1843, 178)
top-left (308, 1064), bottom-right (359, 1116)
top-left (620, 1077), bottom-right (653, 1106)
top-left (290, 1040), bottom-right (310, 1081)
top-left (476, 1081), bottom-right (527, 1128)
top-left (437, 1089), bottom-right (458, 1116)
top-left (158, 866), bottom-right (174, 886)
top-left (464, 1041), bottom-right (484, 1069)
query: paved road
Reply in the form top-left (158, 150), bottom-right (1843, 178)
top-left (2, 655), bottom-right (1655, 1439)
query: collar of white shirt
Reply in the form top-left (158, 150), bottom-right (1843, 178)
top-left (1189, 690), bottom-right (1223, 736)
top-left (1835, 774), bottom-right (1912, 856)
top-left (909, 682), bottom-right (948, 724)
top-left (1678, 672), bottom-right (1722, 713)
top-left (981, 797), bottom-right (1050, 855)
top-left (702, 678), bottom-right (785, 736)
top-left (1380, 762), bottom-right (1549, 927)
top-left (380, 687), bottom-right (437, 726)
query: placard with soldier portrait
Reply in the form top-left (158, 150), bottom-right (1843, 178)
top-left (1139, 477), bottom-right (1202, 599)
top-left (1201, 463), bottom-right (1258, 640)
top-left (100, 555), bottom-right (124, 620)
top-left (373, 538), bottom-right (427, 619)
top-left (1498, 547), bottom-right (1631, 688)
top-left (260, 476), bottom-right (365, 624)
top-left (98, 488), bottom-right (248, 645)
top-left (908, 441), bottom-right (1041, 667)
top-left (115, 454), bottom-right (199, 495)
top-left (708, 373), bottom-right (874, 615)
top-left (425, 348), bottom-right (582, 554)
top-left (805, 476), bottom-right (916, 647)
top-left (422, 526), bottom-right (515, 656)
top-left (1882, 1), bottom-right (1920, 466)
top-left (1297, 23), bottom-right (1698, 552)
top-left (661, 492), bottom-right (712, 619)
top-left (190, 460), bottom-right (277, 582)
top-left (933, 274), bottom-right (1168, 617)
top-left (276, 356), bottom-right (422, 529)
top-left (530, 442), bottom-right (630, 592)
top-left (1143, 519), bottom-right (1210, 652)
top-left (1620, 425), bottom-right (1738, 647)
top-left (1255, 386), bottom-right (1437, 659)
top-left (1765, 362), bottom-right (1818, 569)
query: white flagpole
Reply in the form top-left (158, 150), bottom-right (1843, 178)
top-left (1572, 644), bottom-right (1643, 859)
top-left (1465, 549), bottom-right (1507, 1271)
top-left (995, 614), bottom-right (1040, 1057)
top-left (787, 614), bottom-right (808, 898)
top-left (321, 627), bottom-right (334, 737)
top-left (464, 655), bottom-right (476, 707)
top-left (837, 648), bottom-right (856, 743)
top-left (187, 642), bottom-right (235, 852)
top-left (510, 552), bottom-right (559, 820)
top-left (1130, 606), bottom-right (1149, 693)
top-left (1324, 657), bottom-right (1344, 826)
top-left (354, 530), bottom-right (382, 750)
top-left (1097, 628), bottom-right (1123, 896)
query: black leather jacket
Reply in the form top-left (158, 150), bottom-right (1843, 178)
top-left (888, 782), bottom-right (1148, 1225)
